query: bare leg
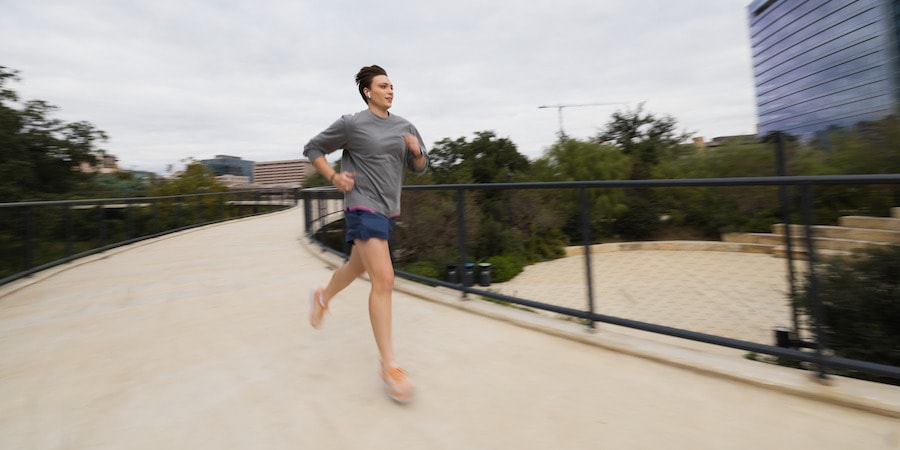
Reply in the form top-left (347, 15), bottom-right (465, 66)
top-left (353, 238), bottom-right (397, 364)
top-left (321, 245), bottom-right (366, 306)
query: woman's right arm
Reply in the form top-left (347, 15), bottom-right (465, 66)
top-left (303, 116), bottom-right (349, 187)
top-left (311, 156), bottom-right (337, 184)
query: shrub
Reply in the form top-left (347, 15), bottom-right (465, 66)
top-left (612, 195), bottom-right (660, 240)
top-left (486, 254), bottom-right (524, 283)
top-left (794, 245), bottom-right (900, 384)
top-left (401, 261), bottom-right (442, 280)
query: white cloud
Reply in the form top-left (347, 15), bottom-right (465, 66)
top-left (1, 0), bottom-right (758, 174)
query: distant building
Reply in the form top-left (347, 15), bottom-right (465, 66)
top-left (253, 159), bottom-right (314, 188)
top-left (200, 155), bottom-right (255, 182)
top-left (693, 135), bottom-right (759, 148)
top-left (747, 0), bottom-right (900, 140)
top-left (692, 137), bottom-right (707, 148)
top-left (706, 135), bottom-right (761, 147)
top-left (216, 174), bottom-right (251, 187)
top-left (79, 151), bottom-right (119, 174)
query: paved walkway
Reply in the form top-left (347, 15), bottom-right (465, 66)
top-left (1, 206), bottom-right (898, 449)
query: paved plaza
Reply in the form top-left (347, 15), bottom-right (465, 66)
top-left (490, 247), bottom-right (798, 345)
top-left (1, 206), bottom-right (898, 449)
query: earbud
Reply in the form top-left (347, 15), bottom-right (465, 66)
top-left (366, 93), bottom-right (371, 99)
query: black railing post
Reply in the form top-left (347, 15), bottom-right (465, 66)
top-left (197, 195), bottom-right (204, 224)
top-left (152, 200), bottom-right (159, 234)
top-left (97, 201), bottom-right (106, 248)
top-left (456, 189), bottom-right (468, 298)
top-left (801, 183), bottom-right (828, 379)
top-left (579, 186), bottom-right (596, 329)
top-left (176, 199), bottom-right (183, 228)
top-left (303, 190), bottom-right (312, 235)
top-left (23, 205), bottom-right (34, 271)
top-left (316, 191), bottom-right (325, 234)
top-left (291, 177), bottom-right (900, 382)
top-left (64, 204), bottom-right (73, 258)
top-left (774, 132), bottom-right (800, 335)
top-left (0, 191), bottom-right (296, 287)
top-left (127, 200), bottom-right (135, 240)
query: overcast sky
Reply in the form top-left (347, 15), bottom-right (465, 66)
top-left (1, 0), bottom-right (759, 174)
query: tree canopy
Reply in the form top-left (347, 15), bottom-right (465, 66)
top-left (0, 67), bottom-right (108, 201)
top-left (595, 103), bottom-right (693, 179)
top-left (429, 131), bottom-right (531, 184)
top-left (148, 158), bottom-right (226, 196)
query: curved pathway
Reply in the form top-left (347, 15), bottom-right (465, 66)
top-left (0, 206), bottom-right (897, 449)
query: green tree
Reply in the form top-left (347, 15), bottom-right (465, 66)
top-left (816, 117), bottom-right (900, 175)
top-left (425, 130), bottom-right (534, 256)
top-left (811, 117), bottom-right (900, 217)
top-left (429, 131), bottom-right (530, 184)
top-left (531, 138), bottom-right (630, 240)
top-left (396, 131), bottom-right (565, 269)
top-left (590, 105), bottom-right (693, 238)
top-left (91, 171), bottom-right (153, 196)
top-left (149, 158), bottom-right (227, 196)
top-left (0, 67), bottom-right (107, 201)
top-left (595, 103), bottom-right (693, 180)
top-left (653, 139), bottom-right (782, 235)
top-left (144, 159), bottom-right (228, 230)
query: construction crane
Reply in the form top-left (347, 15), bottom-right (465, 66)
top-left (538, 102), bottom-right (625, 138)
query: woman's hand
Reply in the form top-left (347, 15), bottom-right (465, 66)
top-left (333, 172), bottom-right (355, 192)
top-left (402, 134), bottom-right (422, 157)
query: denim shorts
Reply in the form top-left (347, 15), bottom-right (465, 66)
top-left (344, 209), bottom-right (396, 243)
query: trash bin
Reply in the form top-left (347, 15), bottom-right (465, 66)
top-left (773, 326), bottom-right (792, 348)
top-left (463, 263), bottom-right (475, 287)
top-left (478, 263), bottom-right (492, 286)
top-left (446, 264), bottom-right (457, 283)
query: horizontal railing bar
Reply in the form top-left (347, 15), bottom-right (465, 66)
top-left (299, 174), bottom-right (900, 196)
top-left (1, 188), bottom-right (295, 208)
top-left (395, 269), bottom-right (900, 379)
top-left (305, 175), bottom-right (900, 382)
top-left (399, 174), bottom-right (900, 191)
top-left (1, 191), bottom-right (297, 286)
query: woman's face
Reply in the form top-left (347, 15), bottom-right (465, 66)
top-left (367, 75), bottom-right (394, 110)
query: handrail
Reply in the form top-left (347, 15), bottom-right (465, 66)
top-left (1, 188), bottom-right (299, 285)
top-left (301, 174), bottom-right (900, 382)
top-left (398, 174), bottom-right (900, 190)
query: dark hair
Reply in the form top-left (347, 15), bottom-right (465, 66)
top-left (355, 65), bottom-right (388, 103)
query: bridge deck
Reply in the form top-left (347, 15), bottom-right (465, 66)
top-left (1, 206), bottom-right (897, 449)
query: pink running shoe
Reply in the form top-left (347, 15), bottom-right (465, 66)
top-left (380, 361), bottom-right (415, 403)
top-left (309, 286), bottom-right (328, 329)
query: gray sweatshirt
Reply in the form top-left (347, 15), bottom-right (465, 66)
top-left (303, 109), bottom-right (428, 217)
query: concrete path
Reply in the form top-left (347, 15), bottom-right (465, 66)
top-left (1, 206), bottom-right (898, 449)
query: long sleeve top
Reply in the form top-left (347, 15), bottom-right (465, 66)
top-left (303, 109), bottom-right (428, 217)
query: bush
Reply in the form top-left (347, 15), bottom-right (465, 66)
top-left (612, 195), bottom-right (660, 240)
top-left (401, 261), bottom-right (442, 280)
top-left (486, 254), bottom-right (524, 283)
top-left (795, 245), bottom-right (900, 383)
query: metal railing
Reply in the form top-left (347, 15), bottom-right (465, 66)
top-left (302, 174), bottom-right (900, 382)
top-left (1, 188), bottom-right (298, 285)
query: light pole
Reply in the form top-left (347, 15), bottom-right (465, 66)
top-left (538, 102), bottom-right (625, 139)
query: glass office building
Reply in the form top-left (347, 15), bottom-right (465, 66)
top-left (200, 155), bottom-right (255, 182)
top-left (748, 0), bottom-right (900, 139)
